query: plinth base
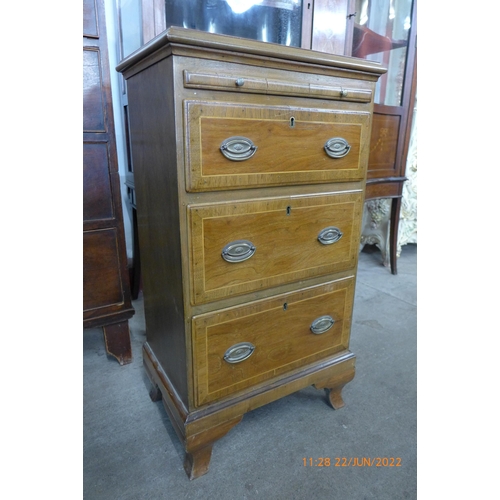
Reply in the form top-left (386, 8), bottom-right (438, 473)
top-left (142, 342), bottom-right (355, 480)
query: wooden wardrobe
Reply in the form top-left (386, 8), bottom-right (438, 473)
top-left (83, 0), bottom-right (134, 364)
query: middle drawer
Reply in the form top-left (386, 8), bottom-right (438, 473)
top-left (188, 191), bottom-right (363, 304)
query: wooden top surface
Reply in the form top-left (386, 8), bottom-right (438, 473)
top-left (116, 26), bottom-right (386, 78)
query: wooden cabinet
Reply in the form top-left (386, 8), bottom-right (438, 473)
top-left (352, 0), bottom-right (417, 273)
top-left (83, 0), bottom-right (134, 364)
top-left (117, 27), bottom-right (384, 478)
top-left (116, 0), bottom-right (416, 284)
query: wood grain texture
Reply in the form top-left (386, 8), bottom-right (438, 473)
top-left (367, 112), bottom-right (400, 177)
top-left (143, 340), bottom-right (355, 479)
top-left (83, 229), bottom-right (123, 311)
top-left (184, 415), bottom-right (242, 480)
top-left (193, 278), bottom-right (355, 406)
top-left (188, 191), bottom-right (362, 304)
top-left (116, 26), bottom-right (386, 81)
top-left (126, 59), bottom-right (190, 405)
top-left (365, 179), bottom-right (402, 200)
top-left (83, 0), bottom-right (133, 338)
top-left (313, 358), bottom-right (356, 409)
top-left (185, 101), bottom-right (369, 191)
top-left (118, 26), bottom-right (385, 477)
top-left (83, 142), bottom-right (114, 221)
top-left (183, 70), bottom-right (373, 102)
top-left (144, 340), bottom-right (356, 433)
top-left (103, 321), bottom-right (133, 365)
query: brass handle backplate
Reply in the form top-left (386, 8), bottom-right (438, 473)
top-left (310, 315), bottom-right (335, 335)
top-left (324, 137), bottom-right (351, 158)
top-left (318, 227), bottom-right (343, 245)
top-left (223, 342), bottom-right (255, 363)
top-left (222, 240), bottom-right (256, 263)
top-left (220, 136), bottom-right (257, 161)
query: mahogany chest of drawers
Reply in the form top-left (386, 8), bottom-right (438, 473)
top-left (117, 27), bottom-right (385, 479)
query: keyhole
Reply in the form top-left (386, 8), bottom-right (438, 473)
top-left (290, 117), bottom-right (295, 128)
top-left (283, 302), bottom-right (288, 311)
top-left (286, 206), bottom-right (291, 215)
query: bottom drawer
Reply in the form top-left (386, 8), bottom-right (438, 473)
top-left (192, 277), bottom-right (355, 406)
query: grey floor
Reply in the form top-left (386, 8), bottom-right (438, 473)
top-left (83, 243), bottom-right (417, 499)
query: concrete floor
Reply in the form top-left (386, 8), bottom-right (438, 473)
top-left (83, 244), bottom-right (417, 499)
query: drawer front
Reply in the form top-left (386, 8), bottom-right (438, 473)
top-left (184, 100), bottom-right (371, 191)
top-left (193, 278), bottom-right (355, 406)
top-left (184, 70), bottom-right (373, 103)
top-left (188, 191), bottom-right (363, 304)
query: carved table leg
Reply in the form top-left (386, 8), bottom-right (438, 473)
top-left (103, 321), bottom-right (132, 365)
top-left (184, 415), bottom-right (243, 480)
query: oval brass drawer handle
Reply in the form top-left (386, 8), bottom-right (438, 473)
top-left (310, 315), bottom-right (335, 335)
top-left (222, 240), bottom-right (256, 263)
top-left (220, 136), bottom-right (257, 161)
top-left (223, 342), bottom-right (255, 363)
top-left (324, 137), bottom-right (351, 158)
top-left (318, 226), bottom-right (343, 245)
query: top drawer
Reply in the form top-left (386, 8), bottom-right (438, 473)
top-left (184, 70), bottom-right (373, 103)
top-left (184, 101), bottom-right (371, 192)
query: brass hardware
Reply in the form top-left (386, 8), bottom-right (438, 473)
top-left (222, 240), bottom-right (256, 263)
top-left (223, 342), bottom-right (255, 363)
top-left (310, 315), bottom-right (335, 335)
top-left (220, 136), bottom-right (257, 161)
top-left (318, 227), bottom-right (343, 245)
top-left (324, 137), bottom-right (351, 158)
top-left (235, 78), bottom-right (245, 86)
